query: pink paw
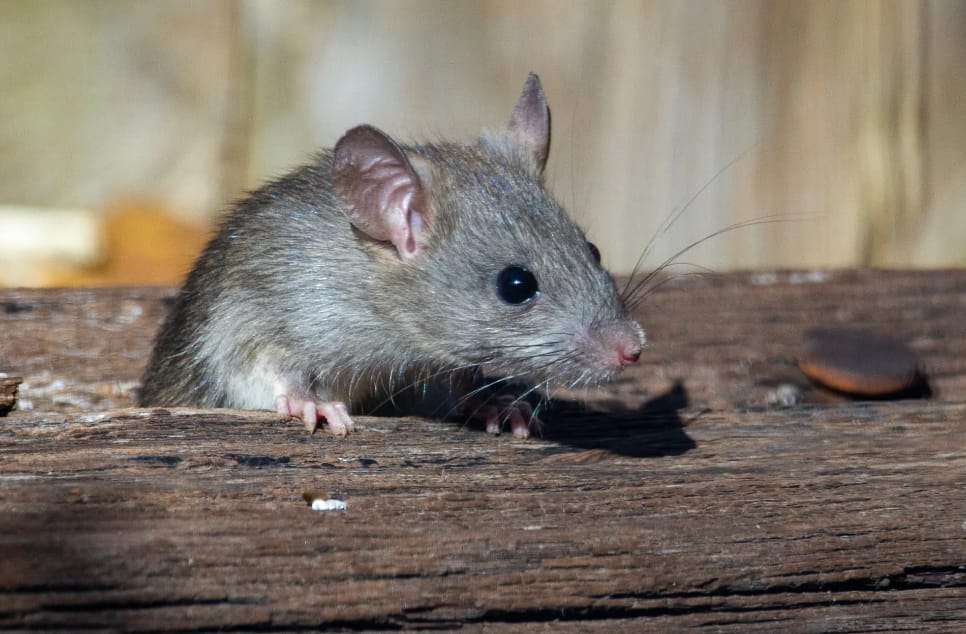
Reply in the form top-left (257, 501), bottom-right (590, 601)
top-left (275, 394), bottom-right (355, 436)
top-left (478, 399), bottom-right (541, 439)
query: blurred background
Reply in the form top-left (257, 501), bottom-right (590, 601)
top-left (1, 0), bottom-right (964, 287)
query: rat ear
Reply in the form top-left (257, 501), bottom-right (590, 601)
top-left (507, 72), bottom-right (551, 175)
top-left (332, 125), bottom-right (431, 260)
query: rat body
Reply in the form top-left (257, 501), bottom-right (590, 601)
top-left (139, 74), bottom-right (644, 438)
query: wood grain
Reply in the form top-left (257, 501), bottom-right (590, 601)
top-left (1, 271), bottom-right (964, 631)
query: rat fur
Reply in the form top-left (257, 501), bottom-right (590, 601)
top-left (139, 74), bottom-right (644, 438)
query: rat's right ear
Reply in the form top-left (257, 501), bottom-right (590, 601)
top-left (333, 125), bottom-right (432, 261)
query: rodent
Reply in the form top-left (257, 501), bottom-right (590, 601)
top-left (139, 73), bottom-right (645, 438)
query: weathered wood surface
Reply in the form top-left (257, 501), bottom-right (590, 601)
top-left (1, 270), bottom-right (965, 631)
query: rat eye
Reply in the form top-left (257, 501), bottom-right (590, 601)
top-left (587, 241), bottom-right (601, 264)
top-left (496, 266), bottom-right (540, 305)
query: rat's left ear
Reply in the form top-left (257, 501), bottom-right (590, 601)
top-left (333, 125), bottom-right (433, 261)
top-left (507, 72), bottom-right (551, 176)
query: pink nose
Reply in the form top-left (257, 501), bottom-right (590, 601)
top-left (618, 346), bottom-right (641, 365)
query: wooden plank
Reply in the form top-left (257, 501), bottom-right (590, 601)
top-left (2, 406), bottom-right (963, 631)
top-left (1, 270), bottom-right (964, 630)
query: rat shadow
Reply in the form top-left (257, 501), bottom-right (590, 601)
top-left (525, 381), bottom-right (696, 458)
top-left (376, 380), bottom-right (697, 459)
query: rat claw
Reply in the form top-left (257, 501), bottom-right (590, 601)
top-left (274, 391), bottom-right (349, 436)
top-left (478, 400), bottom-right (539, 439)
top-left (485, 410), bottom-right (502, 435)
top-left (319, 401), bottom-right (354, 437)
top-left (275, 395), bottom-right (289, 416)
top-left (509, 409), bottom-right (530, 439)
top-left (277, 393), bottom-right (320, 432)
top-left (510, 402), bottom-right (543, 439)
top-left (302, 401), bottom-right (318, 434)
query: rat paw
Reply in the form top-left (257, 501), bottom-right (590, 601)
top-left (275, 394), bottom-right (355, 436)
top-left (478, 399), bottom-right (541, 439)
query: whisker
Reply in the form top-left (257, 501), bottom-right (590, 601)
top-left (626, 267), bottom-right (719, 312)
top-left (623, 213), bottom-right (815, 303)
top-left (367, 361), bottom-right (485, 414)
top-left (447, 375), bottom-right (526, 424)
top-left (622, 144), bottom-right (758, 297)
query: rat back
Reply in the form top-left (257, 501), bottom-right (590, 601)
top-left (139, 159), bottom-right (398, 409)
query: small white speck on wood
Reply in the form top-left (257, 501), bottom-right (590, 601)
top-left (310, 498), bottom-right (347, 512)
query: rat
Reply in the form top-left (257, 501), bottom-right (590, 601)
top-left (139, 73), bottom-right (645, 439)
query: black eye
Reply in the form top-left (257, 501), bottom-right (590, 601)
top-left (587, 241), bottom-right (601, 264)
top-left (496, 266), bottom-right (540, 305)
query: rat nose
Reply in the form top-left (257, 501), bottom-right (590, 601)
top-left (618, 343), bottom-right (641, 366)
top-left (588, 319), bottom-right (645, 372)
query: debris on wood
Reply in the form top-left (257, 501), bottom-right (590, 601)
top-left (0, 375), bottom-right (22, 415)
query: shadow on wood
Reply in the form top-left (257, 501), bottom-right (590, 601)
top-left (540, 382), bottom-right (697, 458)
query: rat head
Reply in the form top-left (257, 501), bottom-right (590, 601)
top-left (332, 73), bottom-right (644, 387)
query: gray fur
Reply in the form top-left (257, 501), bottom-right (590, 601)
top-left (139, 75), bottom-right (644, 417)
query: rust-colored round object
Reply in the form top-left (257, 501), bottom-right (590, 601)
top-left (798, 328), bottom-right (920, 396)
